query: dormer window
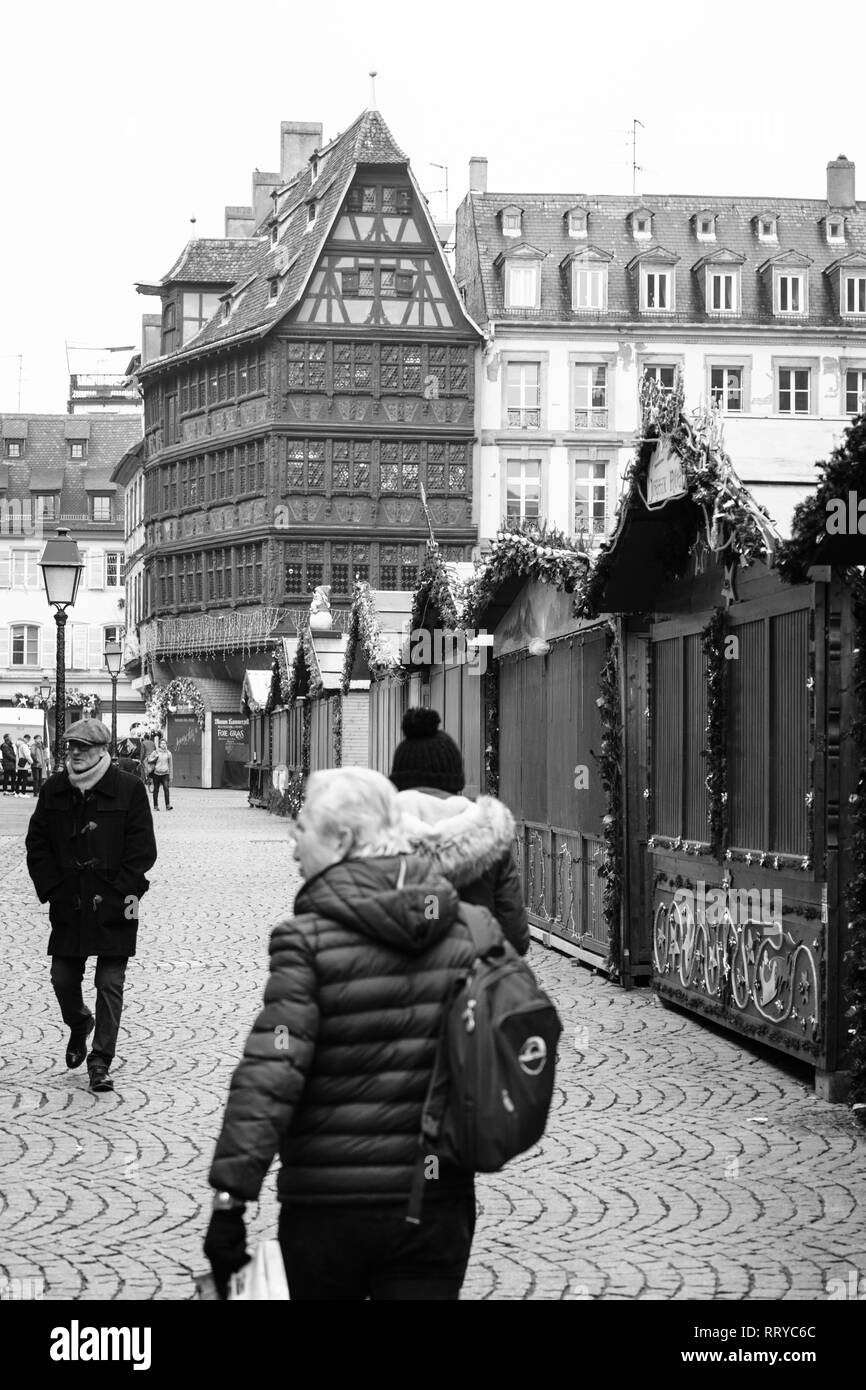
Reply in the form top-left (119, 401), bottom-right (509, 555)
top-left (631, 208), bottom-right (653, 240)
top-left (310, 156), bottom-right (319, 182)
top-left (69, 441), bottom-right (87, 461)
top-left (760, 251), bottom-right (812, 318)
top-left (562, 247), bottom-right (612, 312)
top-left (694, 211), bottom-right (717, 241)
top-left (756, 214), bottom-right (778, 242)
top-left (566, 207), bottom-right (588, 238)
top-left (500, 206), bottom-right (523, 237)
top-left (826, 216), bottom-right (846, 245)
top-left (270, 223), bottom-right (279, 246)
top-left (5, 438), bottom-right (24, 459)
top-left (268, 278), bottom-right (280, 301)
top-left (696, 251), bottom-right (744, 316)
top-left (305, 201), bottom-right (317, 231)
top-left (496, 243), bottom-right (545, 310)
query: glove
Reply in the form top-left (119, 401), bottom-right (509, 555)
top-left (203, 1209), bottom-right (250, 1300)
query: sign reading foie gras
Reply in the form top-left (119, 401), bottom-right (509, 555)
top-left (646, 435), bottom-right (687, 506)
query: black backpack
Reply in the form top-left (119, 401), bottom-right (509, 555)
top-left (407, 904), bottom-right (562, 1222)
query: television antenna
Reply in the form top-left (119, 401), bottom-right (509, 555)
top-left (631, 118), bottom-right (644, 196)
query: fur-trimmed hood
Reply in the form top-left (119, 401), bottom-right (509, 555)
top-left (395, 789), bottom-right (515, 889)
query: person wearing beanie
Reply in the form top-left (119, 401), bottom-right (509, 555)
top-left (390, 708), bottom-right (529, 956)
top-left (25, 718), bottom-right (157, 1094)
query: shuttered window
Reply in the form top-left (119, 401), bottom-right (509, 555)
top-left (651, 632), bottom-right (709, 840)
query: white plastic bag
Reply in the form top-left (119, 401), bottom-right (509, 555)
top-left (228, 1240), bottom-right (290, 1301)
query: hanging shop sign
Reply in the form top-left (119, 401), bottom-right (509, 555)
top-left (646, 436), bottom-right (687, 507)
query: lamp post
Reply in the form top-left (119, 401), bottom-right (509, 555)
top-left (104, 640), bottom-right (123, 759)
top-left (39, 528), bottom-right (84, 763)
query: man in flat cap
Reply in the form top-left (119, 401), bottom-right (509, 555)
top-left (25, 718), bottom-right (157, 1093)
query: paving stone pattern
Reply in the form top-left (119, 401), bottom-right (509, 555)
top-left (1, 790), bottom-right (864, 1301)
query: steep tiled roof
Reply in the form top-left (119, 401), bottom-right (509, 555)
top-left (139, 110), bottom-right (409, 375)
top-left (0, 415), bottom-right (141, 504)
top-left (145, 238), bottom-right (265, 290)
top-left (460, 190), bottom-right (866, 324)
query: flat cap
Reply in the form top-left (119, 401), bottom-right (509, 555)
top-left (64, 718), bottom-right (111, 747)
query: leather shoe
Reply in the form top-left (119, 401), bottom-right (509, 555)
top-left (66, 1017), bottom-right (95, 1069)
top-left (89, 1065), bottom-right (114, 1093)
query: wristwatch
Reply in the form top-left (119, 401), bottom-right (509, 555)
top-left (212, 1191), bottom-right (246, 1213)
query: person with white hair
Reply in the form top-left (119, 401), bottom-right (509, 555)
top-left (204, 766), bottom-right (480, 1301)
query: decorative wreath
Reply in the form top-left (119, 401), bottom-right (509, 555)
top-left (147, 678), bottom-right (206, 730)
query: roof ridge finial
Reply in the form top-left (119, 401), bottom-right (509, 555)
top-left (368, 70), bottom-right (378, 110)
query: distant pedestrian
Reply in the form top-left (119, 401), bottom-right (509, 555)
top-left (390, 708), bottom-right (529, 956)
top-left (25, 718), bottom-right (157, 1094)
top-left (31, 736), bottom-right (47, 796)
top-left (204, 767), bottom-right (480, 1301)
top-left (146, 734), bottom-right (173, 811)
top-left (15, 734), bottom-right (33, 796)
top-left (1, 733), bottom-right (16, 794)
top-left (139, 732), bottom-right (155, 786)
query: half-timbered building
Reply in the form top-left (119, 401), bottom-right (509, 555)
top-left (133, 109), bottom-right (481, 777)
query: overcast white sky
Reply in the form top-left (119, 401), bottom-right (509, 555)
top-left (3, 0), bottom-right (865, 412)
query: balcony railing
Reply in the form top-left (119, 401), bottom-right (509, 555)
top-left (573, 408), bottom-right (609, 429)
top-left (506, 408), bottom-right (541, 429)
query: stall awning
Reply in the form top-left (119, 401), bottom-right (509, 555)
top-left (241, 668), bottom-right (271, 713)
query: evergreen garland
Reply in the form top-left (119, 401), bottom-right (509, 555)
top-left (147, 678), bottom-right (205, 730)
top-left (776, 413), bottom-right (866, 583)
top-left (332, 693), bottom-right (342, 768)
top-left (576, 376), bottom-right (776, 619)
top-left (463, 520), bottom-right (588, 628)
top-left (410, 539), bottom-right (463, 635)
top-left (593, 624), bottom-right (624, 980)
top-left (341, 581), bottom-right (399, 693)
top-left (701, 610), bottom-right (729, 857)
top-left (845, 580), bottom-right (866, 1114)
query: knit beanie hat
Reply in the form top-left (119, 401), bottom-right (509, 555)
top-left (389, 708), bottom-right (465, 794)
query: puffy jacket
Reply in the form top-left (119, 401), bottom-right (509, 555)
top-left (25, 763), bottom-right (157, 956)
top-left (1, 738), bottom-right (16, 770)
top-left (395, 788), bottom-right (530, 957)
top-left (209, 854), bottom-right (477, 1205)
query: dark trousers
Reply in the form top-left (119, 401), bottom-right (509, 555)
top-left (31, 766), bottom-right (43, 795)
top-left (1, 766), bottom-right (14, 793)
top-left (50, 955), bottom-right (129, 1069)
top-left (277, 1195), bottom-right (476, 1300)
top-left (16, 766), bottom-right (29, 793)
top-left (152, 773), bottom-right (171, 808)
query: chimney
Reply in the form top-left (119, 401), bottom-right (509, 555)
top-left (469, 156), bottom-right (488, 194)
top-left (281, 122), bottom-right (323, 182)
top-left (827, 154), bottom-right (856, 208)
top-left (251, 172), bottom-right (283, 227)
top-left (225, 204), bottom-right (256, 238)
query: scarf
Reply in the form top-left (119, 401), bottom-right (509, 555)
top-left (66, 750), bottom-right (112, 794)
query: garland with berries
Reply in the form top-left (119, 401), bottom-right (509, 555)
top-left (592, 623), bottom-right (624, 980)
top-left (846, 579), bottom-right (866, 1113)
top-left (701, 610), bottom-right (729, 857)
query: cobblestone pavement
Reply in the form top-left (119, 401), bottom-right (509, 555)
top-left (1, 788), bottom-right (864, 1301)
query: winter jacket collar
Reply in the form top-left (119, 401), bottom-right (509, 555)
top-left (53, 761), bottom-right (120, 800)
top-left (294, 854), bottom-right (459, 954)
top-left (395, 789), bottom-right (516, 889)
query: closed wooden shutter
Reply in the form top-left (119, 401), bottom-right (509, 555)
top-left (72, 624), bottom-right (88, 671)
top-left (87, 550), bottom-right (105, 590)
top-left (652, 637), bottom-right (682, 835)
top-left (729, 619), bottom-right (766, 850)
top-left (683, 632), bottom-right (709, 840)
top-left (499, 653), bottom-right (523, 818)
top-left (88, 625), bottom-right (104, 672)
top-left (770, 607), bottom-right (809, 853)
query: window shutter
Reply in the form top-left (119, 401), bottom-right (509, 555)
top-left (88, 625), bottom-right (104, 671)
top-left (0, 625), bottom-right (8, 668)
top-left (72, 624), bottom-right (88, 670)
top-left (0, 549), bottom-right (10, 587)
top-left (88, 550), bottom-right (105, 590)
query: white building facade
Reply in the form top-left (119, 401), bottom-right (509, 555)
top-left (456, 155), bottom-right (866, 544)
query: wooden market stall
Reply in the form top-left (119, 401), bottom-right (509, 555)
top-left (341, 584), bottom-right (419, 774)
top-left (577, 383), bottom-right (864, 1094)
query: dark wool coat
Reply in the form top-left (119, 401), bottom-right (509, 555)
top-left (25, 764), bottom-right (157, 957)
top-left (209, 855), bottom-right (478, 1206)
top-left (1, 738), bottom-right (16, 770)
top-left (396, 789), bottom-right (530, 957)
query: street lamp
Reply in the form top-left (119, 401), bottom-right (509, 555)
top-left (104, 640), bottom-right (123, 758)
top-left (39, 527), bottom-right (84, 762)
